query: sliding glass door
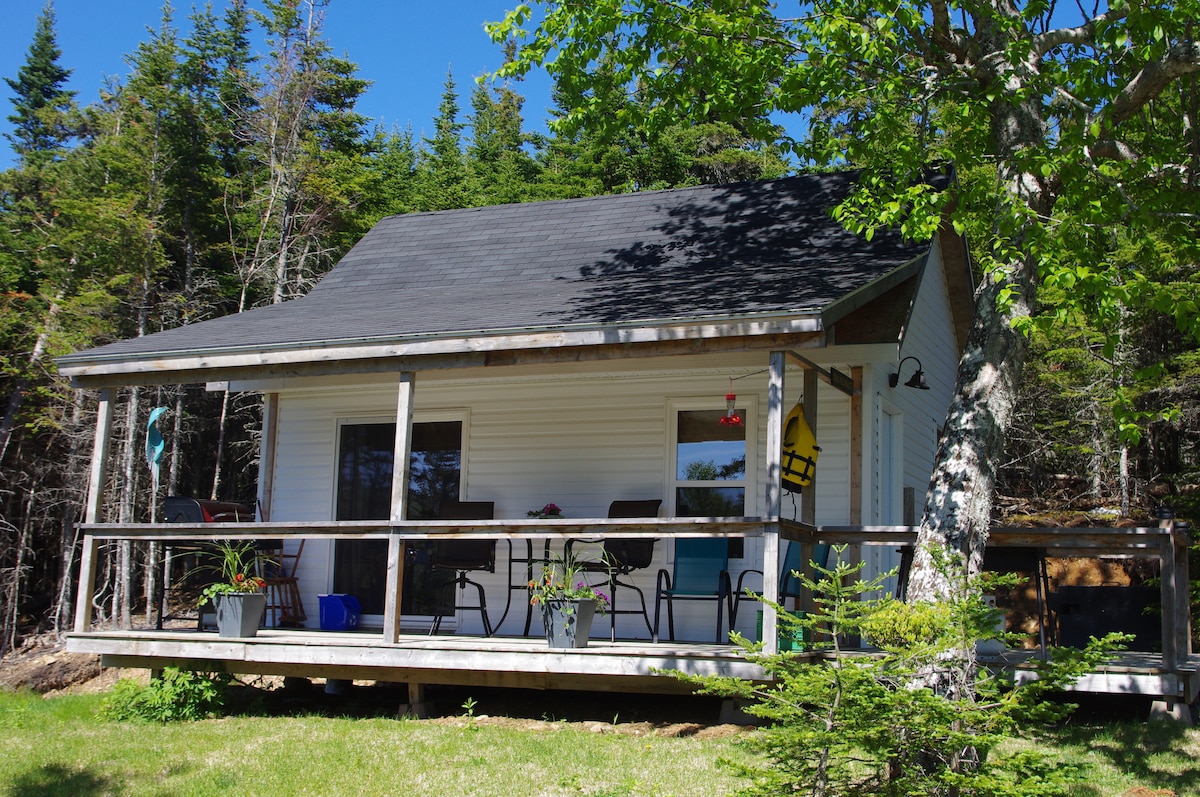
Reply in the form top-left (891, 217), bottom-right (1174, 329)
top-left (333, 419), bottom-right (463, 620)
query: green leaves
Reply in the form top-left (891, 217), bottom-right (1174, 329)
top-left (685, 547), bottom-right (1102, 795)
top-left (102, 668), bottom-right (229, 722)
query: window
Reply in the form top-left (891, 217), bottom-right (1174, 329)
top-left (673, 409), bottom-right (747, 517)
top-left (333, 419), bottom-right (464, 618)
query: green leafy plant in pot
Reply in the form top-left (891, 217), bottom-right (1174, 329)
top-left (529, 549), bottom-right (609, 648)
top-left (200, 540), bottom-right (267, 638)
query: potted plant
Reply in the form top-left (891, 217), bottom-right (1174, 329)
top-left (199, 541), bottom-right (267, 638)
top-left (526, 503), bottom-right (564, 519)
top-left (528, 550), bottom-right (609, 648)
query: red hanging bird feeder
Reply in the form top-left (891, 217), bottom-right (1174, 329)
top-left (719, 381), bottom-right (743, 426)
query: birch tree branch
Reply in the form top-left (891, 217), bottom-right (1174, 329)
top-left (1108, 42), bottom-right (1200, 127)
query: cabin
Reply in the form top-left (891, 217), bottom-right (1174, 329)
top-left (56, 174), bottom-right (1196, 718)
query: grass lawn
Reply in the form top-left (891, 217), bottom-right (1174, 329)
top-left (0, 684), bottom-right (750, 797)
top-left (0, 684), bottom-right (1197, 796)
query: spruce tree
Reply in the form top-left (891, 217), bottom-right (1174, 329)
top-left (418, 70), bottom-right (474, 211)
top-left (4, 2), bottom-right (76, 166)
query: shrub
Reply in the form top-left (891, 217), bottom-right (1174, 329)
top-left (677, 545), bottom-right (1127, 796)
top-left (102, 667), bottom-right (229, 722)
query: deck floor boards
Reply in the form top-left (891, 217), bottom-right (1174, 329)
top-left (67, 628), bottom-right (1200, 703)
top-left (66, 628), bottom-right (767, 693)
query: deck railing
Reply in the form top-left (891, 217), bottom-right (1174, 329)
top-left (72, 517), bottom-right (775, 644)
top-left (784, 520), bottom-right (1193, 670)
top-left (72, 517), bottom-right (1192, 666)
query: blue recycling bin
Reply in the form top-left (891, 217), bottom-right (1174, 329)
top-left (318, 594), bottom-right (361, 631)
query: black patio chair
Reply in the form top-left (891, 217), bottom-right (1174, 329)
top-left (428, 500), bottom-right (496, 636)
top-left (566, 499), bottom-right (662, 641)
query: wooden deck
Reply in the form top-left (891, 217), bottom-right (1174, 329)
top-left (65, 627), bottom-right (1200, 707)
top-left (66, 627), bottom-right (765, 694)
top-left (66, 516), bottom-right (1195, 712)
top-left (978, 649), bottom-right (1200, 705)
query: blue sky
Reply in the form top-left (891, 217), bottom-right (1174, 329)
top-left (0, 0), bottom-right (554, 170)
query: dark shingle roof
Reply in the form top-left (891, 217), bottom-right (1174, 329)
top-left (58, 173), bottom-right (926, 368)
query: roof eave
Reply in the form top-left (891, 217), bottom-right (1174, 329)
top-left (58, 312), bottom-right (826, 388)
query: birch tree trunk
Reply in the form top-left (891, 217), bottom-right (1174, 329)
top-left (907, 262), bottom-right (1034, 596)
top-left (906, 11), bottom-right (1052, 605)
top-left (210, 388), bottom-right (231, 500)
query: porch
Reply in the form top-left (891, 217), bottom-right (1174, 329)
top-left (65, 516), bottom-right (1198, 714)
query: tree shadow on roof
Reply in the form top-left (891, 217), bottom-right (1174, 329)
top-left (556, 173), bottom-right (922, 325)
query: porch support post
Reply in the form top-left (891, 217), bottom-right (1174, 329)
top-left (801, 367), bottom-right (818, 526)
top-left (761, 352), bottom-right (786, 654)
top-left (75, 388), bottom-right (114, 632)
top-left (766, 352), bottom-right (785, 520)
top-left (384, 372), bottom-right (415, 644)
top-left (849, 368), bottom-right (863, 525)
top-left (845, 368), bottom-right (863, 584)
top-left (256, 392), bottom-right (280, 521)
top-left (1159, 513), bottom-right (1189, 670)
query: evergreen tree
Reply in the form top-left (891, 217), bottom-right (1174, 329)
top-left (468, 42), bottom-right (543, 205)
top-left (418, 70), bottom-right (474, 211)
top-left (535, 57), bottom-right (789, 196)
top-left (4, 1), bottom-right (76, 166)
top-left (357, 124), bottom-right (420, 225)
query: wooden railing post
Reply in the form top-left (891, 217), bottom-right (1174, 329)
top-left (1175, 523), bottom-right (1192, 660)
top-left (1157, 509), bottom-right (1182, 670)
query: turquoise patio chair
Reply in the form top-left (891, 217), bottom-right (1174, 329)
top-left (652, 537), bottom-right (734, 643)
top-left (731, 541), bottom-right (831, 633)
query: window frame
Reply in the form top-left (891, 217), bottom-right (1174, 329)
top-left (664, 396), bottom-right (757, 518)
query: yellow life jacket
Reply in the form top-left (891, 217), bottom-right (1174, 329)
top-left (781, 401), bottom-right (821, 492)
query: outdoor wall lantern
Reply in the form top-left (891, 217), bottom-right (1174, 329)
top-left (889, 356), bottom-right (930, 390)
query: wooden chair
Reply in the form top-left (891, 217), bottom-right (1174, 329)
top-left (257, 539), bottom-right (306, 627)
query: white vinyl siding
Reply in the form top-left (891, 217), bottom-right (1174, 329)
top-left (265, 239), bottom-right (962, 639)
top-left (269, 361), bottom-right (856, 640)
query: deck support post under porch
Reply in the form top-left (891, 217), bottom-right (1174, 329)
top-left (399, 682), bottom-right (430, 718)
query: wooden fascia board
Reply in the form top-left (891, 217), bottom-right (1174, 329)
top-left (62, 316), bottom-right (825, 389)
top-left (819, 253), bottom-right (927, 329)
top-left (937, 224), bottom-right (975, 350)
